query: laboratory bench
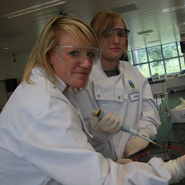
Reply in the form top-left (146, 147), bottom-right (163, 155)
top-left (130, 89), bottom-right (185, 185)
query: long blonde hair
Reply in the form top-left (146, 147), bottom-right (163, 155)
top-left (91, 10), bottom-right (128, 56)
top-left (22, 15), bottom-right (99, 84)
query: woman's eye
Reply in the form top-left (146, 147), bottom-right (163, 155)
top-left (87, 52), bottom-right (95, 58)
top-left (104, 33), bottom-right (112, 38)
top-left (118, 32), bottom-right (125, 37)
top-left (69, 51), bottom-right (79, 56)
top-left (107, 33), bottom-right (112, 38)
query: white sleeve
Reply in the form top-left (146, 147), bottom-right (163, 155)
top-left (162, 160), bottom-right (180, 184)
top-left (138, 78), bottom-right (161, 140)
top-left (21, 103), bottom-right (175, 185)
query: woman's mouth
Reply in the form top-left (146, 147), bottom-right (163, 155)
top-left (110, 48), bottom-right (121, 51)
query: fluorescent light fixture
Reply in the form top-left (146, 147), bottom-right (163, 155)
top-left (3, 47), bottom-right (9, 50)
top-left (137, 30), bottom-right (153, 35)
top-left (148, 40), bottom-right (160, 44)
top-left (161, 4), bottom-right (185, 13)
top-left (1, 0), bottom-right (67, 19)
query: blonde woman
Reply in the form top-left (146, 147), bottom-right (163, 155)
top-left (73, 10), bottom-right (161, 160)
top-left (0, 14), bottom-right (185, 185)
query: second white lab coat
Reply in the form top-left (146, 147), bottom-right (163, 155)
top-left (72, 60), bottom-right (161, 160)
top-left (0, 67), bottom-right (177, 185)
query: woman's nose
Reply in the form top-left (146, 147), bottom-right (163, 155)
top-left (79, 56), bottom-right (92, 68)
top-left (112, 35), bottom-right (120, 43)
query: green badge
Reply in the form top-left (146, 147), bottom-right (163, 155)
top-left (128, 80), bottom-right (135, 89)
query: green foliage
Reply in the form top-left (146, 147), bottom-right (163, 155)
top-left (137, 49), bottom-right (147, 63)
top-left (162, 43), bottom-right (178, 58)
top-left (150, 61), bottom-right (165, 75)
top-left (148, 46), bottom-right (162, 61)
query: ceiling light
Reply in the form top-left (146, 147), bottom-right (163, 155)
top-left (111, 3), bottom-right (138, 13)
top-left (148, 40), bottom-right (160, 44)
top-left (1, 0), bottom-right (67, 19)
top-left (3, 47), bottom-right (9, 50)
top-left (137, 30), bottom-right (153, 35)
top-left (161, 4), bottom-right (185, 13)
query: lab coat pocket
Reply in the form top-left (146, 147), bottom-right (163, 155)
top-left (92, 76), bottom-right (124, 102)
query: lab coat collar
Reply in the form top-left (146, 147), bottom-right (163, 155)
top-left (32, 66), bottom-right (67, 93)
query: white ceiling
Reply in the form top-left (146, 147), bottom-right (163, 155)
top-left (0, 0), bottom-right (185, 57)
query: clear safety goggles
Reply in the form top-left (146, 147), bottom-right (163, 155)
top-left (54, 45), bottom-right (101, 65)
top-left (102, 28), bottom-right (130, 42)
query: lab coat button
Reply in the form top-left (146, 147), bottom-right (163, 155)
top-left (97, 94), bottom-right (100, 97)
top-left (118, 96), bottom-right (121, 99)
top-left (53, 86), bottom-right (56, 89)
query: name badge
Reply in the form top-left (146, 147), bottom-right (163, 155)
top-left (129, 92), bottom-right (139, 102)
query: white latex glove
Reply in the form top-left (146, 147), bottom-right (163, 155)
top-left (116, 158), bottom-right (133, 165)
top-left (174, 155), bottom-right (185, 180)
top-left (92, 111), bottom-right (123, 135)
top-left (124, 136), bottom-right (149, 157)
top-left (163, 155), bottom-right (185, 184)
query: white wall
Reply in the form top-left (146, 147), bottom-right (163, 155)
top-left (0, 53), bottom-right (30, 110)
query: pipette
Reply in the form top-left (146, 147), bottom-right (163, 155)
top-left (93, 109), bottom-right (162, 148)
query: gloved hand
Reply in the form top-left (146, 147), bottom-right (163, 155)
top-left (92, 111), bottom-right (123, 135)
top-left (174, 155), bottom-right (185, 180)
top-left (124, 136), bottom-right (149, 157)
top-left (163, 155), bottom-right (185, 184)
top-left (116, 158), bottom-right (133, 165)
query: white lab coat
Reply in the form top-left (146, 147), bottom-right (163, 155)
top-left (72, 60), bottom-right (161, 161)
top-left (0, 67), bottom-right (177, 185)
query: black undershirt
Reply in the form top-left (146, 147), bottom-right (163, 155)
top-left (104, 67), bottom-right (120, 77)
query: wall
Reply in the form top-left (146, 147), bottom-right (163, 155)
top-left (0, 53), bottom-right (30, 110)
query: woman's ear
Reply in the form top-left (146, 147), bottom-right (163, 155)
top-left (46, 50), bottom-right (53, 65)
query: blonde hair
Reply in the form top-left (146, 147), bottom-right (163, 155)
top-left (91, 10), bottom-right (128, 55)
top-left (22, 15), bottom-right (99, 84)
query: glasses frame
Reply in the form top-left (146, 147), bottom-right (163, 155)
top-left (102, 28), bottom-right (130, 42)
top-left (54, 45), bottom-right (102, 65)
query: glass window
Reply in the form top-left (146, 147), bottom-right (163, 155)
top-left (162, 43), bottom-right (178, 59)
top-left (147, 45), bottom-right (162, 61)
top-left (135, 63), bottom-right (150, 78)
top-left (133, 49), bottom-right (147, 64)
top-left (177, 42), bottom-right (183, 56)
top-left (150, 61), bottom-right (165, 76)
top-left (130, 42), bottom-right (183, 77)
top-left (165, 58), bottom-right (180, 74)
top-left (128, 51), bottom-right (133, 64)
top-left (180, 57), bottom-right (185, 70)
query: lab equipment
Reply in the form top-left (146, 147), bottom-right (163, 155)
top-left (93, 109), bottom-right (162, 148)
top-left (175, 98), bottom-right (185, 110)
top-left (170, 98), bottom-right (185, 123)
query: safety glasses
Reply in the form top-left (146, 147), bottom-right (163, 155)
top-left (102, 28), bottom-right (130, 42)
top-left (54, 45), bottom-right (101, 65)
